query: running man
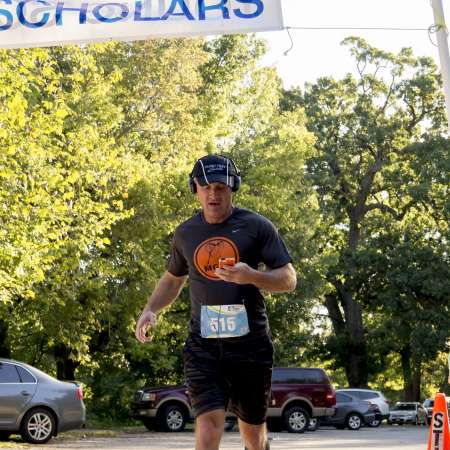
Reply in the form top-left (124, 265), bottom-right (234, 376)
top-left (136, 154), bottom-right (297, 450)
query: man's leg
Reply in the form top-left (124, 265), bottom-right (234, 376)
top-left (195, 409), bottom-right (226, 450)
top-left (239, 419), bottom-right (270, 450)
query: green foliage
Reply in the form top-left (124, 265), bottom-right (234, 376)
top-left (289, 36), bottom-right (449, 394)
top-left (1, 33), bottom-right (447, 422)
top-left (0, 34), bottom-right (321, 420)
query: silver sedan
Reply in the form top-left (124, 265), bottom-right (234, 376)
top-left (0, 358), bottom-right (85, 444)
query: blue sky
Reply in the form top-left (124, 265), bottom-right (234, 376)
top-left (257, 0), bottom-right (448, 88)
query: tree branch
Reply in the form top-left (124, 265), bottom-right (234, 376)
top-left (352, 150), bottom-right (384, 222)
top-left (364, 200), bottom-right (415, 221)
top-left (380, 74), bottom-right (396, 114)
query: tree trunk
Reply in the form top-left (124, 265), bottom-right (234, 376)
top-left (54, 343), bottom-right (79, 380)
top-left (412, 361), bottom-right (421, 401)
top-left (344, 298), bottom-right (368, 387)
top-left (325, 291), bottom-right (368, 387)
top-left (0, 319), bottom-right (11, 358)
top-left (400, 346), bottom-right (414, 401)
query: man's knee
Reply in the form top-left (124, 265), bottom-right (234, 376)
top-left (195, 410), bottom-right (225, 449)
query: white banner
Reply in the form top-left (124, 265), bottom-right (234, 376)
top-left (0, 0), bottom-right (283, 48)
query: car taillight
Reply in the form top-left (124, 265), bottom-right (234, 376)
top-left (327, 390), bottom-right (336, 406)
top-left (76, 386), bottom-right (83, 401)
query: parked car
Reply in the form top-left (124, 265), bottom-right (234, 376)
top-left (268, 367), bottom-right (336, 433)
top-left (423, 398), bottom-right (434, 424)
top-left (387, 402), bottom-right (428, 425)
top-left (0, 358), bottom-right (85, 444)
top-left (337, 388), bottom-right (390, 426)
top-left (132, 367), bottom-right (336, 433)
top-left (319, 391), bottom-right (378, 430)
top-left (423, 397), bottom-right (450, 425)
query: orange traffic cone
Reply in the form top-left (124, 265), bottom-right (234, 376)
top-left (427, 393), bottom-right (450, 450)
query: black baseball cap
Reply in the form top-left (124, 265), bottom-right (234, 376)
top-left (191, 155), bottom-right (239, 188)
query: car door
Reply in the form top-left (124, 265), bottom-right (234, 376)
top-left (0, 362), bottom-right (37, 428)
top-left (327, 392), bottom-right (353, 424)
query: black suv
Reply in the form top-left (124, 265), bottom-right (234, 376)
top-left (132, 367), bottom-right (336, 433)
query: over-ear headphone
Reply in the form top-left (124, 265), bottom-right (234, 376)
top-left (188, 155), bottom-right (241, 193)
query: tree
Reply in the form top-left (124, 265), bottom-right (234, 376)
top-left (293, 37), bottom-right (448, 387)
top-left (1, 44), bottom-right (143, 373)
top-left (364, 226), bottom-right (450, 400)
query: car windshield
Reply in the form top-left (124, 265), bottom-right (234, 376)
top-left (392, 404), bottom-right (416, 411)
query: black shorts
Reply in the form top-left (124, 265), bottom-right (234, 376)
top-left (183, 331), bottom-right (274, 425)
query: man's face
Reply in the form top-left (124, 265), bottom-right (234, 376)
top-left (195, 180), bottom-right (233, 223)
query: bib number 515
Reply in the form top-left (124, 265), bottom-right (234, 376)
top-left (209, 317), bottom-right (236, 333)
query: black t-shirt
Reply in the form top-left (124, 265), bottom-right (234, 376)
top-left (167, 207), bottom-right (292, 336)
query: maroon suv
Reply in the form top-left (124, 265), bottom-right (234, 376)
top-left (132, 367), bottom-right (336, 433)
top-left (267, 367), bottom-right (336, 432)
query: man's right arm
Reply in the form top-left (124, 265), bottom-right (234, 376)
top-left (135, 271), bottom-right (187, 343)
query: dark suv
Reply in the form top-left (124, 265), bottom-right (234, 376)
top-left (132, 367), bottom-right (336, 433)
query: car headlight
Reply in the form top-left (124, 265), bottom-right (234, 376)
top-left (142, 392), bottom-right (157, 402)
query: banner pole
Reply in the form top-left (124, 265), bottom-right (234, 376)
top-left (431, 0), bottom-right (450, 133)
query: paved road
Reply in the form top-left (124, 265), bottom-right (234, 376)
top-left (34, 425), bottom-right (430, 450)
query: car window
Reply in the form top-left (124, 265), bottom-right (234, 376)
top-left (336, 393), bottom-right (353, 403)
top-left (272, 368), bottom-right (327, 384)
top-left (300, 369), bottom-right (327, 384)
top-left (393, 404), bottom-right (416, 411)
top-left (358, 392), bottom-right (377, 400)
top-left (272, 369), bottom-right (293, 383)
top-left (16, 365), bottom-right (36, 383)
top-left (0, 362), bottom-right (20, 383)
top-left (344, 391), bottom-right (363, 399)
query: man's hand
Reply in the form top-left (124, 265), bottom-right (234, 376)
top-left (216, 262), bottom-right (296, 292)
top-left (215, 262), bottom-right (255, 285)
top-left (135, 310), bottom-right (157, 343)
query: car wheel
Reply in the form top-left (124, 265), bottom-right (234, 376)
top-left (0, 432), bottom-right (11, 441)
top-left (307, 417), bottom-right (320, 431)
top-left (20, 408), bottom-right (55, 444)
top-left (346, 413), bottom-right (362, 430)
top-left (159, 404), bottom-right (187, 432)
top-left (367, 418), bottom-right (381, 427)
top-left (283, 406), bottom-right (310, 433)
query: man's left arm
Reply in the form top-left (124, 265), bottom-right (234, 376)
top-left (215, 262), bottom-right (297, 293)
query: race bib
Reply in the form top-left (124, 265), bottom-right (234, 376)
top-left (200, 304), bottom-right (249, 339)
